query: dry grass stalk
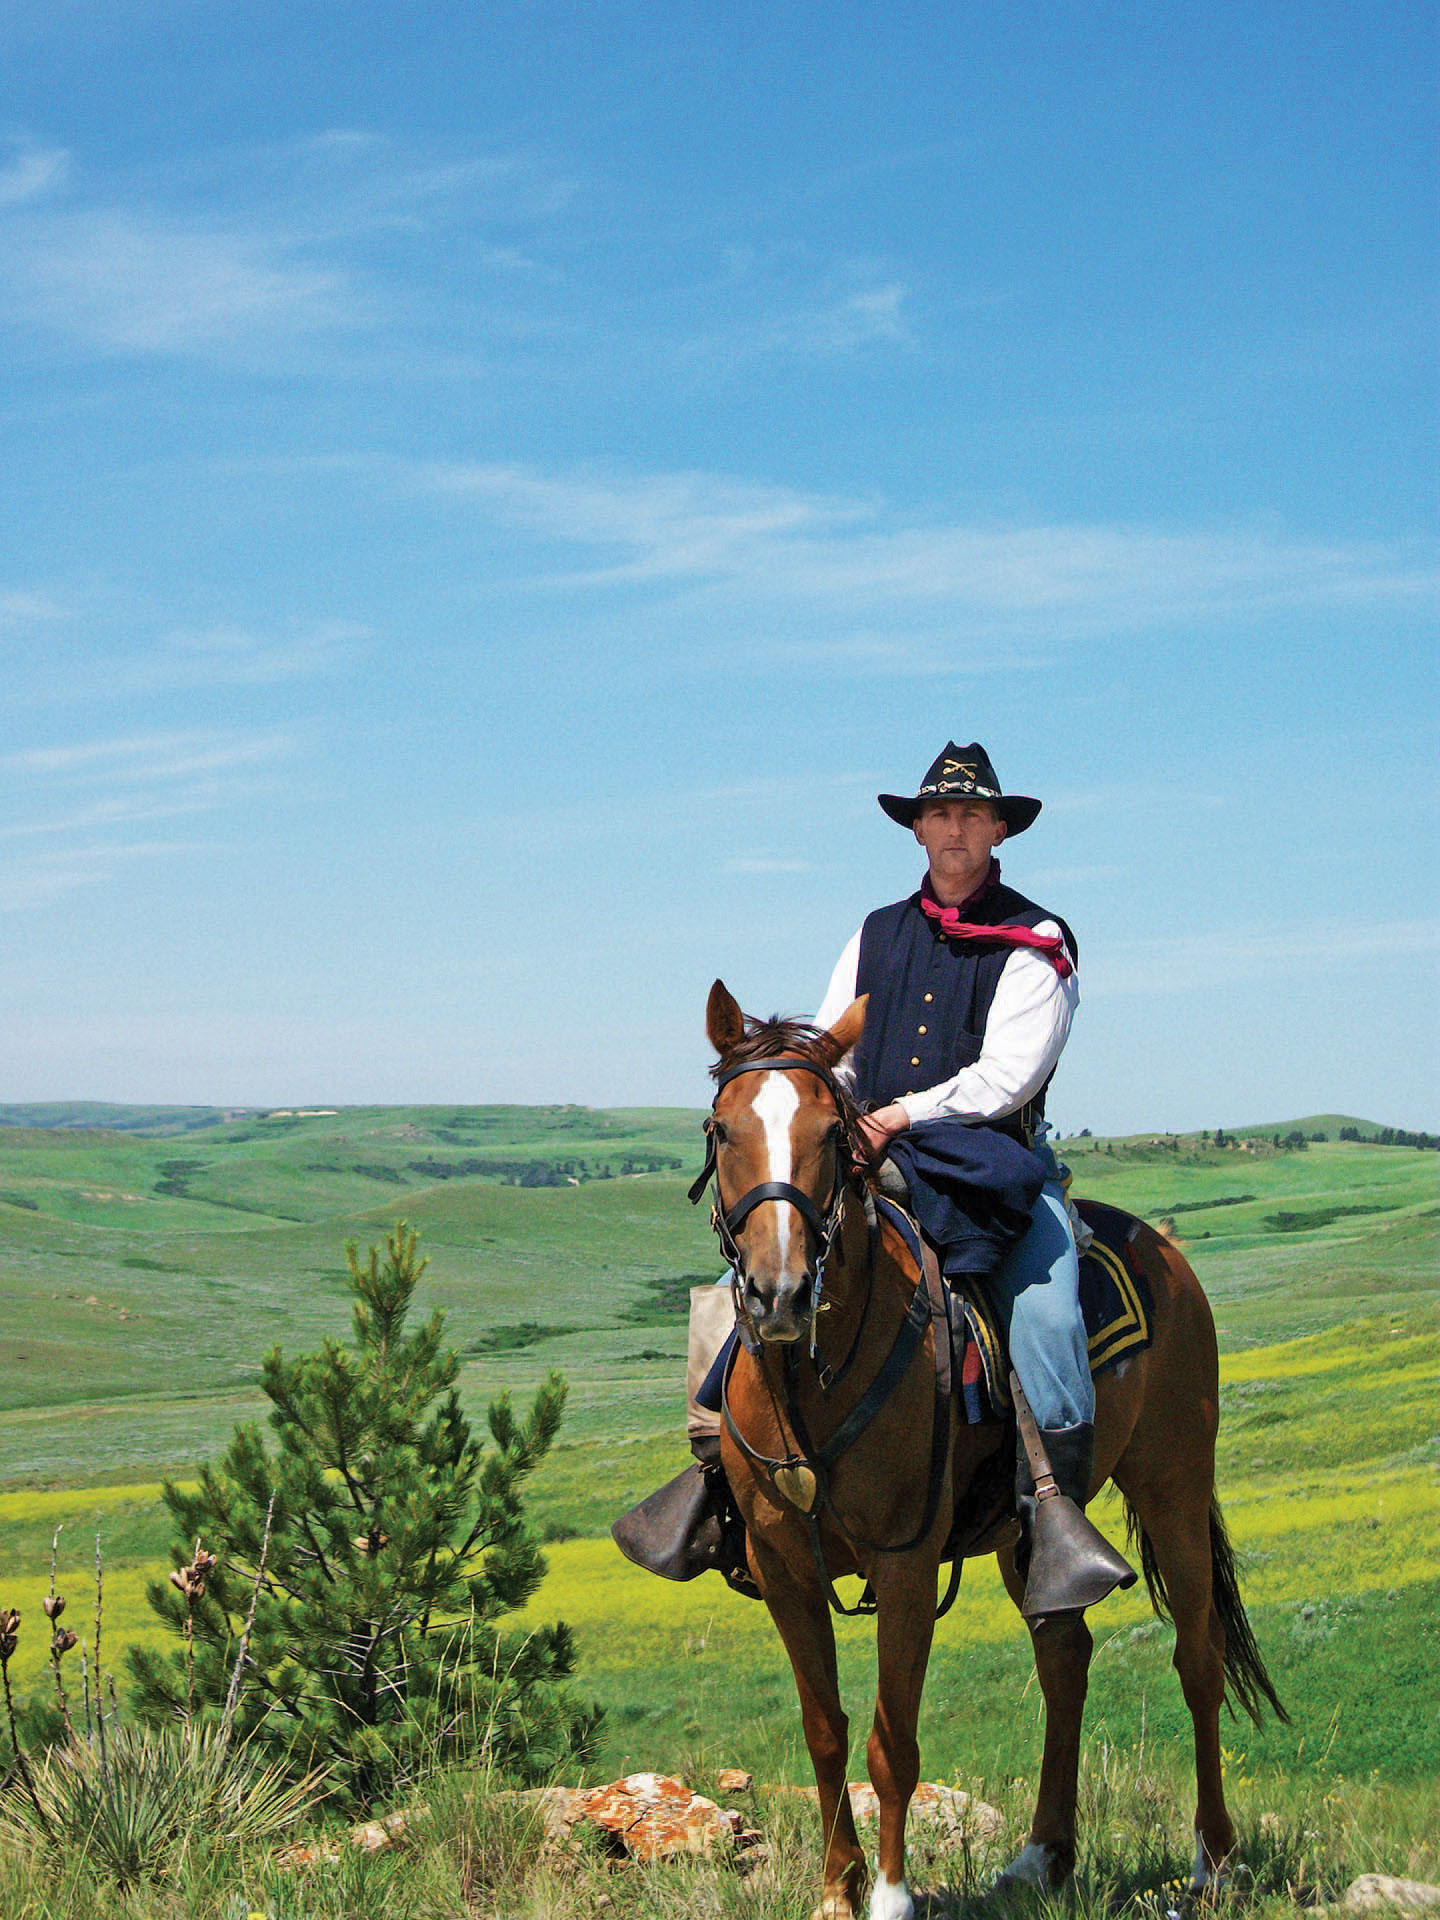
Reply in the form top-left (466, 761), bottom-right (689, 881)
top-left (92, 1533), bottom-right (109, 1780)
top-left (221, 1492), bottom-right (275, 1745)
top-left (0, 1605), bottom-right (53, 1839)
top-left (43, 1526), bottom-right (76, 1742)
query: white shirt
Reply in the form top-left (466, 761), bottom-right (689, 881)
top-left (813, 916), bottom-right (1079, 1127)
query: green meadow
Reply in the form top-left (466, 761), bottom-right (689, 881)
top-left (1, 1103), bottom-right (1436, 1897)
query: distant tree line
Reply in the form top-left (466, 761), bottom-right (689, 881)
top-left (1337, 1126), bottom-right (1438, 1150)
top-left (406, 1153), bottom-right (684, 1187)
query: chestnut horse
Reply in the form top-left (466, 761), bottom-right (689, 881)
top-left (702, 981), bottom-right (1283, 1920)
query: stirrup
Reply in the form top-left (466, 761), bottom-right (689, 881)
top-left (1010, 1378), bottom-right (1136, 1618)
top-left (611, 1461), bottom-right (760, 1599)
top-left (1021, 1492), bottom-right (1137, 1617)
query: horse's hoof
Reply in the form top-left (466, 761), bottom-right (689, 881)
top-left (812, 1898), bottom-right (856, 1920)
top-left (992, 1841), bottom-right (1068, 1896)
top-left (868, 1871), bottom-right (916, 1920)
top-left (1188, 1833), bottom-right (1236, 1898)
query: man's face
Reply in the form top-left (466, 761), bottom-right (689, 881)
top-left (912, 798), bottom-right (1007, 899)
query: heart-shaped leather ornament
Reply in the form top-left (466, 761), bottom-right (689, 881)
top-left (773, 1462), bottom-right (819, 1513)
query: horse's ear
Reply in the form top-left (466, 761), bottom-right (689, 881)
top-left (706, 979), bottom-right (746, 1055)
top-left (817, 993), bottom-right (867, 1066)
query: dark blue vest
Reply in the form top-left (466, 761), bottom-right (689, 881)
top-left (851, 881), bottom-right (1076, 1128)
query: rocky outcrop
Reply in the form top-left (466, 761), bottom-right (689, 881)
top-left (275, 1771), bottom-right (1003, 1880)
top-left (767, 1779), bottom-right (1003, 1842)
top-left (1334, 1878), bottom-right (1440, 1915)
top-left (534, 1771), bottom-right (750, 1862)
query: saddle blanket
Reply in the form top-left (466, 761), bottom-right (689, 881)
top-left (691, 1195), bottom-right (1154, 1428)
top-left (874, 1193), bottom-right (1155, 1424)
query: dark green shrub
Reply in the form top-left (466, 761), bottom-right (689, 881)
top-left (128, 1224), bottom-right (600, 1808)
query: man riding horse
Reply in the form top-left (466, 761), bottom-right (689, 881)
top-left (614, 753), bottom-right (1285, 1912)
top-left (621, 740), bottom-right (1131, 1616)
top-left (813, 740), bottom-right (1113, 1611)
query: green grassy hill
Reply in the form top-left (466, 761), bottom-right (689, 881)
top-left (1, 1105), bottom-right (1435, 1485)
top-left (0, 1105), bottom-right (1435, 1795)
top-left (0, 1103), bottom-right (720, 1485)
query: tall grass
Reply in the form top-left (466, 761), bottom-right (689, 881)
top-left (6, 1740), bottom-right (1428, 1919)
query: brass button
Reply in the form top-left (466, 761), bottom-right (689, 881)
top-left (910, 1056), bottom-right (920, 1066)
top-left (918, 1025), bottom-right (927, 1035)
top-left (924, 992), bottom-right (933, 1003)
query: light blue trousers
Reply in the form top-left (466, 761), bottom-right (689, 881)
top-left (985, 1146), bottom-right (1092, 1432)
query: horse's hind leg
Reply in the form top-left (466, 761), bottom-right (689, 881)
top-left (995, 1541), bottom-right (1096, 1892)
top-left (1114, 1473), bottom-right (1236, 1889)
top-left (990, 1543), bottom-right (1090, 1889)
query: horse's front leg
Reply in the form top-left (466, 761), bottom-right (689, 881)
top-left (750, 1530), bottom-right (867, 1919)
top-left (864, 1553), bottom-right (943, 1920)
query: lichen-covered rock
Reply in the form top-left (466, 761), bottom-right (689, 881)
top-left (526, 1773), bottom-right (745, 1863)
top-left (1341, 1876), bottom-right (1440, 1914)
top-left (768, 1780), bottom-right (1002, 1842)
top-left (852, 1781), bottom-right (1003, 1842)
top-left (277, 1804), bottom-right (423, 1869)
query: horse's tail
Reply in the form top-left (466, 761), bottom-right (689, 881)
top-left (1123, 1494), bottom-right (1289, 1727)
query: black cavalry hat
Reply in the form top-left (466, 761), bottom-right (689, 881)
top-left (878, 742), bottom-right (1042, 835)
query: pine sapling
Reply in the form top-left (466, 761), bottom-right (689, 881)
top-left (128, 1222), bottom-right (600, 1806)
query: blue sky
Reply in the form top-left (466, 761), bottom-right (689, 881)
top-left (2, 1), bottom-right (1435, 1131)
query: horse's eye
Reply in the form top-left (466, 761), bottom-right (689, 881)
top-left (711, 1122), bottom-right (729, 1146)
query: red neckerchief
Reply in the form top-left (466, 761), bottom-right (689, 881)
top-left (919, 861), bottom-right (1074, 979)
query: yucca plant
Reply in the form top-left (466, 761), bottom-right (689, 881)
top-left (1, 1720), bottom-right (327, 1887)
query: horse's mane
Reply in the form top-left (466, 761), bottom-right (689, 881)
top-left (711, 1014), bottom-right (864, 1131)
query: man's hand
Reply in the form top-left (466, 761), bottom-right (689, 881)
top-left (855, 1102), bottom-right (910, 1168)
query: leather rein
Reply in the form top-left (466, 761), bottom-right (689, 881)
top-left (689, 1054), bottom-right (961, 1620)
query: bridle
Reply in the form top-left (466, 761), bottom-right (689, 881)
top-left (687, 1055), bottom-right (857, 1360)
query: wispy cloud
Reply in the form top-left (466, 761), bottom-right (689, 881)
top-left (0, 587), bottom-right (68, 628)
top-left (1023, 864), bottom-right (1125, 889)
top-left (684, 276), bottom-right (916, 367)
top-left (0, 206), bottom-right (355, 353)
top-left (5, 602), bottom-right (364, 707)
top-left (415, 460), bottom-right (1437, 641)
top-left (0, 727), bottom-right (292, 911)
top-left (0, 143), bottom-right (68, 209)
top-left (0, 132), bottom-right (574, 363)
top-left (6, 729), bottom-right (292, 782)
top-left (425, 462), bottom-right (864, 577)
top-left (129, 619), bottom-right (367, 690)
top-left (0, 840), bottom-right (219, 912)
top-left (1085, 918), bottom-right (1439, 996)
top-left (721, 855), bottom-right (816, 874)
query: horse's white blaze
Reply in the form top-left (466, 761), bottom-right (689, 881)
top-left (868, 1869), bottom-right (914, 1920)
top-left (997, 1841), bottom-right (1058, 1889)
top-left (752, 1071), bottom-right (801, 1268)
